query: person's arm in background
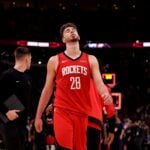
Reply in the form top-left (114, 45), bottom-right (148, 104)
top-left (0, 72), bottom-right (20, 121)
top-left (104, 104), bottom-right (116, 149)
top-left (101, 86), bottom-right (116, 149)
top-left (0, 73), bottom-right (9, 113)
top-left (34, 55), bottom-right (58, 133)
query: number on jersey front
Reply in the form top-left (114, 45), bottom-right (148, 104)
top-left (70, 77), bottom-right (81, 89)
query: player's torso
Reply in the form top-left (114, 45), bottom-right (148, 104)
top-left (54, 52), bottom-right (92, 114)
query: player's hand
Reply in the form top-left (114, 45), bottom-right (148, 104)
top-left (6, 109), bottom-right (20, 121)
top-left (102, 93), bottom-right (113, 105)
top-left (45, 104), bottom-right (53, 116)
top-left (106, 132), bottom-right (114, 145)
top-left (34, 117), bottom-right (43, 133)
top-left (104, 132), bottom-right (114, 149)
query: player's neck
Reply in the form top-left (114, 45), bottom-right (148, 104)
top-left (14, 62), bottom-right (27, 72)
top-left (66, 42), bottom-right (80, 53)
top-left (64, 48), bottom-right (81, 59)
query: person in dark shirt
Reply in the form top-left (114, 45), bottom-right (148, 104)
top-left (0, 47), bottom-right (32, 150)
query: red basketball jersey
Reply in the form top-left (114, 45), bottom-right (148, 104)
top-left (54, 52), bottom-right (92, 115)
top-left (88, 80), bottom-right (115, 130)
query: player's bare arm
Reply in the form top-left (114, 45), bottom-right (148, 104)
top-left (34, 55), bottom-right (58, 132)
top-left (89, 55), bottom-right (113, 104)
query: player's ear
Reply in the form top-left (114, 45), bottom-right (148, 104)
top-left (25, 55), bottom-right (29, 64)
top-left (62, 36), bottom-right (66, 43)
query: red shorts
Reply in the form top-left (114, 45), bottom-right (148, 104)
top-left (53, 107), bottom-right (88, 150)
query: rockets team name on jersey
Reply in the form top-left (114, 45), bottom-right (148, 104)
top-left (62, 65), bottom-right (87, 76)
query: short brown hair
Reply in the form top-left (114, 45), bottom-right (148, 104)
top-left (14, 47), bottom-right (31, 59)
top-left (60, 22), bottom-right (77, 38)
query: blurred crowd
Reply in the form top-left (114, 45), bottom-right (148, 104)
top-left (1, 104), bottom-right (147, 150)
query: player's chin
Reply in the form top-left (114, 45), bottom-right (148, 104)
top-left (71, 36), bottom-right (80, 41)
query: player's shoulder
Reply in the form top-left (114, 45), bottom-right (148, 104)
top-left (0, 68), bottom-right (14, 81)
top-left (48, 52), bottom-right (61, 62)
top-left (47, 53), bottom-right (62, 70)
top-left (47, 55), bottom-right (58, 66)
top-left (1, 68), bottom-right (14, 76)
top-left (87, 54), bottom-right (97, 62)
top-left (81, 52), bottom-right (96, 59)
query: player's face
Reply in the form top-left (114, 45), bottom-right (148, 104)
top-left (62, 27), bottom-right (80, 43)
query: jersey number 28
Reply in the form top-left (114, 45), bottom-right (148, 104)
top-left (70, 77), bottom-right (81, 89)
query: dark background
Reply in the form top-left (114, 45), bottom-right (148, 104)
top-left (0, 0), bottom-right (150, 118)
top-left (0, 0), bottom-right (150, 42)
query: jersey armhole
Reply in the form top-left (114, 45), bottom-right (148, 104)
top-left (87, 54), bottom-right (92, 78)
top-left (55, 53), bottom-right (61, 74)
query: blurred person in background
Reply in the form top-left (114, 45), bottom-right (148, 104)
top-left (0, 47), bottom-right (32, 150)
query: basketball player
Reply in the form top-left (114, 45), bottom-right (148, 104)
top-left (34, 22), bottom-right (113, 150)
